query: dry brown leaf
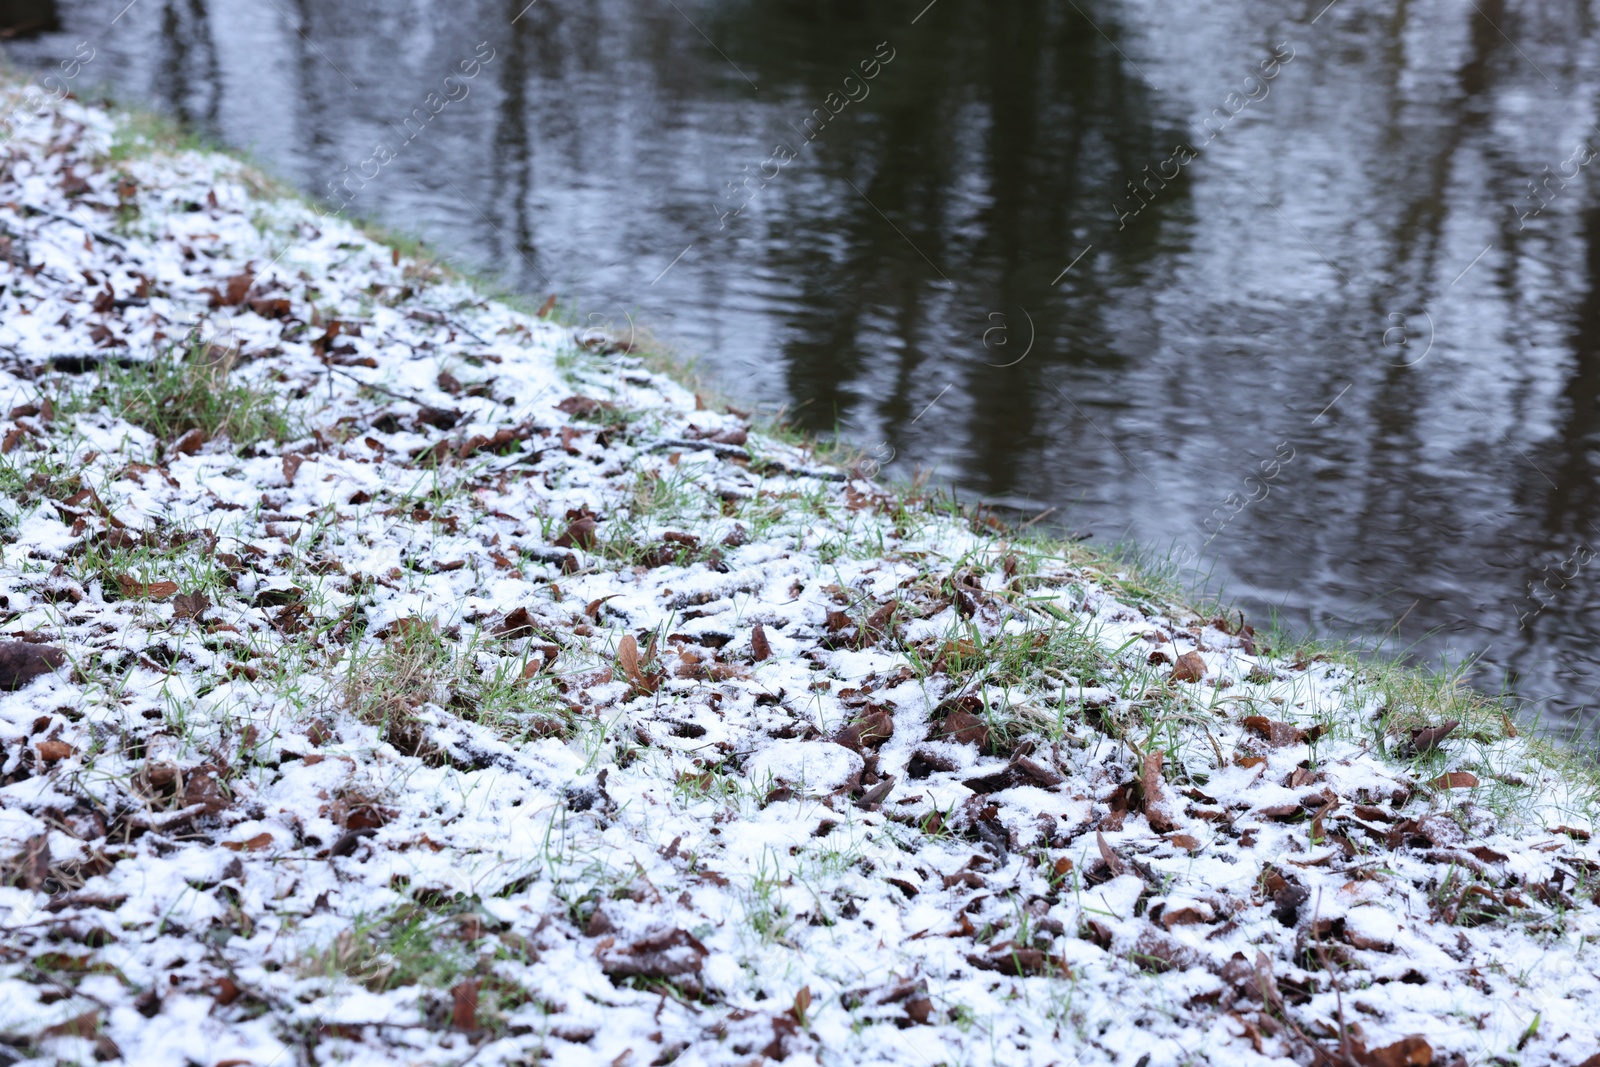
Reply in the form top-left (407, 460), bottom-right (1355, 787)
top-left (1360, 1035), bottom-right (1432, 1067)
top-left (965, 941), bottom-right (1068, 977)
top-left (248, 297), bottom-right (292, 319)
top-left (223, 271), bottom-right (254, 306)
top-left (1170, 650), bottom-right (1206, 683)
top-left (282, 453), bottom-right (304, 486)
top-left (596, 928), bottom-right (708, 991)
top-left (222, 832), bottom-right (273, 852)
top-left (1408, 719), bottom-right (1459, 755)
top-left (117, 576), bottom-right (179, 600)
top-left (172, 592), bottom-right (210, 621)
top-left (1141, 751), bottom-right (1178, 833)
top-left (1013, 755), bottom-right (1064, 788)
top-left (1431, 771), bottom-right (1479, 790)
top-left (451, 978), bottom-right (480, 1031)
top-left (751, 622), bottom-right (772, 662)
top-left (1096, 831), bottom-right (1131, 879)
top-left (939, 708), bottom-right (990, 747)
top-left (36, 739), bottom-right (75, 762)
top-left (0, 642), bottom-right (66, 689)
top-left (618, 633), bottom-right (642, 686)
top-left (9, 833), bottom-right (49, 890)
top-left (1241, 715), bottom-right (1323, 748)
top-left (39, 1008), bottom-right (101, 1040)
top-left (1129, 928), bottom-right (1200, 973)
top-left (555, 396), bottom-right (615, 417)
top-left (1161, 905), bottom-right (1207, 927)
top-left (494, 607), bottom-right (538, 639)
top-left (554, 515), bottom-right (598, 551)
top-left (169, 427), bottom-right (206, 456)
top-left (584, 594), bottom-right (620, 620)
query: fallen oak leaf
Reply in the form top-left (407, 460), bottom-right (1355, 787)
top-left (61, 486), bottom-right (125, 528)
top-left (247, 296), bottom-right (292, 319)
top-left (937, 698), bottom-right (991, 747)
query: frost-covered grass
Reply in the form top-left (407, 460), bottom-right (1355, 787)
top-left (2, 79), bottom-right (1600, 1067)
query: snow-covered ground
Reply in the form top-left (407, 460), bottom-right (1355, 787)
top-left (1, 86), bottom-right (1599, 1067)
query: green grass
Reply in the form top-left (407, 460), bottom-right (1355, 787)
top-left (61, 340), bottom-right (291, 453)
top-left (298, 901), bottom-right (476, 994)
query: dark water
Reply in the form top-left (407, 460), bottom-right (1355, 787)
top-left (9, 0), bottom-right (1600, 731)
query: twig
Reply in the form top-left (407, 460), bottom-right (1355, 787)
top-left (648, 438), bottom-right (752, 461)
top-left (20, 202), bottom-right (128, 249)
top-left (647, 437), bottom-right (846, 480)
top-left (409, 307), bottom-right (489, 345)
top-left (1017, 506), bottom-right (1057, 531)
top-left (326, 366), bottom-right (432, 408)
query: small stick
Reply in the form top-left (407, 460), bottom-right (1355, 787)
top-left (19, 202), bottom-right (128, 248)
